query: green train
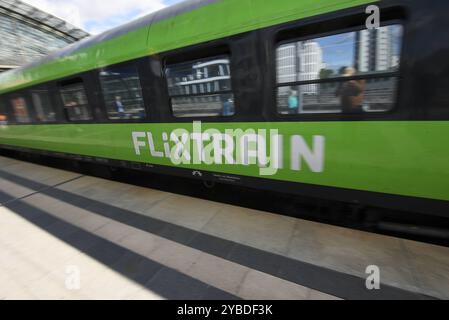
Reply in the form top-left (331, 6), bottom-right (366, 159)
top-left (0, 0), bottom-right (448, 217)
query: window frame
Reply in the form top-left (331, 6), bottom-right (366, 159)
top-left (273, 18), bottom-right (405, 120)
top-left (163, 48), bottom-right (237, 120)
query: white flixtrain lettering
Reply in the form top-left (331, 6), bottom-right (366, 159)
top-left (131, 123), bottom-right (326, 176)
top-left (291, 135), bottom-right (325, 173)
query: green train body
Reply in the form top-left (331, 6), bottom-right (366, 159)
top-left (0, 0), bottom-right (448, 216)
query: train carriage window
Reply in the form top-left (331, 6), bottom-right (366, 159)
top-left (165, 55), bottom-right (235, 118)
top-left (276, 24), bottom-right (403, 115)
top-left (31, 89), bottom-right (57, 122)
top-left (99, 64), bottom-right (146, 120)
top-left (0, 96), bottom-right (8, 123)
top-left (10, 95), bottom-right (31, 123)
top-left (59, 80), bottom-right (92, 121)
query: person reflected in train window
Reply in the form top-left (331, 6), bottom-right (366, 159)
top-left (114, 96), bottom-right (126, 119)
top-left (335, 67), bottom-right (366, 113)
top-left (64, 100), bottom-right (77, 120)
top-left (288, 90), bottom-right (299, 114)
top-left (222, 97), bottom-right (234, 116)
top-left (71, 100), bottom-right (82, 117)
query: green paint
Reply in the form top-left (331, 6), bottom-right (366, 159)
top-left (4, 0), bottom-right (440, 204)
top-left (0, 121), bottom-right (448, 201)
top-left (0, 0), bottom-right (376, 94)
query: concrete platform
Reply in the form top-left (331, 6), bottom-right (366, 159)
top-left (0, 155), bottom-right (448, 300)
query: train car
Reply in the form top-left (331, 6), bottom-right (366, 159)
top-left (0, 0), bottom-right (448, 218)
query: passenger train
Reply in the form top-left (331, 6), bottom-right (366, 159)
top-left (0, 0), bottom-right (448, 218)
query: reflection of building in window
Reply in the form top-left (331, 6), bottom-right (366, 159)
top-left (166, 56), bottom-right (234, 118)
top-left (60, 82), bottom-right (92, 121)
top-left (99, 65), bottom-right (145, 120)
top-left (170, 59), bottom-right (231, 95)
top-left (355, 27), bottom-right (400, 72)
top-left (276, 25), bottom-right (402, 115)
top-left (277, 44), bottom-right (297, 84)
top-left (277, 41), bottom-right (324, 94)
top-left (31, 90), bottom-right (56, 122)
top-left (298, 42), bottom-right (323, 94)
top-left (277, 40), bottom-right (323, 114)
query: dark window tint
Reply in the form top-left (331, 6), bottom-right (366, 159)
top-left (165, 55), bottom-right (234, 117)
top-left (276, 24), bottom-right (403, 114)
top-left (31, 89), bottom-right (57, 122)
top-left (59, 81), bottom-right (92, 121)
top-left (10, 95), bottom-right (31, 123)
top-left (99, 65), bottom-right (146, 120)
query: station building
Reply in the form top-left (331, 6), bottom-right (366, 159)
top-left (0, 0), bottom-right (89, 73)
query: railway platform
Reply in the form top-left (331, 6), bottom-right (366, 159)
top-left (0, 155), bottom-right (448, 300)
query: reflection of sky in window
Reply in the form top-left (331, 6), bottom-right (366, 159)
top-left (316, 32), bottom-right (355, 73)
top-left (310, 25), bottom-right (402, 74)
top-left (391, 25), bottom-right (403, 55)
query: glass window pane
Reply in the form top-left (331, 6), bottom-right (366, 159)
top-left (276, 24), bottom-right (403, 84)
top-left (165, 55), bottom-right (234, 117)
top-left (0, 97), bottom-right (8, 123)
top-left (31, 89), bottom-right (57, 122)
top-left (60, 82), bottom-right (92, 121)
top-left (11, 96), bottom-right (31, 123)
top-left (171, 93), bottom-right (234, 118)
top-left (99, 65), bottom-right (146, 120)
top-left (277, 77), bottom-right (398, 114)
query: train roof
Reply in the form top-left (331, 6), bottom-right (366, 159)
top-left (19, 0), bottom-right (220, 71)
top-left (0, 0), bottom-right (374, 95)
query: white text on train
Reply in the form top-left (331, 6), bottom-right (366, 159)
top-left (132, 122), bottom-right (325, 176)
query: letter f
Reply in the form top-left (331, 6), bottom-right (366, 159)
top-left (132, 132), bottom-right (146, 155)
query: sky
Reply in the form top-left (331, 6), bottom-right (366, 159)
top-left (316, 33), bottom-right (355, 73)
top-left (22, 0), bottom-right (184, 34)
